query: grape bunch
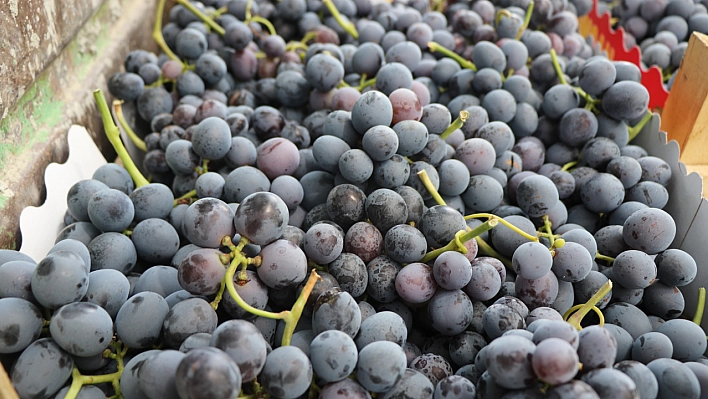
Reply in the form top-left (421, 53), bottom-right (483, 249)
top-left (1, 0), bottom-right (707, 397)
top-left (598, 0), bottom-right (708, 90)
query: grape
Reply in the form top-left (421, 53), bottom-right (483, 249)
top-left (428, 289), bottom-right (473, 335)
top-left (462, 174), bottom-right (504, 212)
top-left (614, 360), bottom-right (659, 399)
top-left (173, 348), bottom-right (242, 399)
top-left (623, 208), bottom-right (676, 254)
top-left (108, 72), bottom-right (144, 101)
top-left (577, 325), bottom-right (618, 370)
top-left (177, 248), bottom-right (227, 296)
top-left (130, 183), bottom-right (174, 222)
top-left (395, 262), bottom-right (438, 304)
top-left (654, 249), bottom-right (697, 287)
top-left (482, 303), bottom-right (525, 339)
top-left (182, 198), bottom-right (235, 248)
top-left (543, 84), bottom-right (580, 120)
top-left (581, 368), bottom-right (639, 398)
top-left (328, 253), bottom-right (368, 297)
top-left (559, 108), bottom-right (598, 148)
top-left (115, 291), bottom-right (169, 349)
top-left (612, 250), bottom-right (657, 289)
top-left (489, 215), bottom-right (537, 257)
top-left (195, 171), bottom-right (226, 199)
top-left (516, 266), bottom-right (561, 309)
top-left (234, 192), bottom-right (289, 246)
top-left (632, 331), bottom-right (674, 364)
top-left (319, 378), bottom-right (372, 398)
top-left (532, 338), bottom-right (579, 384)
top-left (602, 81), bottom-right (650, 121)
top-left (516, 175), bottom-right (559, 217)
top-left (578, 58), bottom-right (616, 96)
top-left (258, 239), bottom-right (307, 289)
top-left (609, 201), bottom-right (648, 226)
top-left (0, 297), bottom-right (42, 354)
top-left (0, 260), bottom-right (36, 301)
top-left (417, 205), bottom-right (465, 248)
top-left (550, 241), bottom-right (593, 283)
top-left (484, 335), bottom-right (537, 389)
top-left (131, 218), bottom-right (180, 263)
top-left (454, 138), bottom-right (496, 175)
top-left (362, 125), bottom-right (399, 162)
top-left (49, 302), bottom-right (113, 357)
top-left (603, 302), bottom-right (653, 340)
top-left (433, 251), bottom-right (473, 290)
top-left (355, 311), bottom-right (407, 349)
top-left (310, 330), bottom-right (358, 383)
top-left (313, 288), bottom-right (362, 337)
top-left (92, 163), bottom-right (134, 195)
top-left (31, 250), bottom-right (88, 309)
top-left (381, 368), bottom-right (436, 399)
top-left (84, 269), bottom-right (130, 318)
top-left (326, 184), bottom-right (366, 229)
top-left (222, 270), bottom-right (269, 319)
top-left (654, 319), bottom-right (707, 362)
top-left (366, 255), bottom-right (402, 303)
top-left (165, 140), bottom-right (200, 175)
top-left (11, 338), bottom-right (74, 399)
top-left (373, 154), bottom-right (411, 188)
top-left (210, 319), bottom-right (268, 382)
top-left (407, 161), bottom-right (440, 201)
top-left (595, 225), bottom-right (631, 257)
top-left (137, 349), bottom-right (185, 399)
top-left (163, 298), bottom-right (218, 348)
top-left (512, 241), bottom-right (554, 280)
top-left (647, 358), bottom-right (701, 399)
top-left (86, 188), bottom-right (135, 232)
top-left (344, 222), bottom-right (383, 264)
top-left (351, 90), bottom-right (394, 134)
top-left (482, 89), bottom-right (517, 123)
top-left (547, 380), bottom-right (600, 399)
top-left (260, 346), bottom-right (313, 399)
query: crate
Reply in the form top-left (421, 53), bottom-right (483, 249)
top-left (2, 0), bottom-right (708, 398)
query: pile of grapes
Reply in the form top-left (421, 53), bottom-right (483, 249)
top-left (601, 0), bottom-right (708, 88)
top-left (2, 0), bottom-right (708, 397)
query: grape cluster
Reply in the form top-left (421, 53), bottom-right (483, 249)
top-left (1, 0), bottom-right (707, 398)
top-left (598, 0), bottom-right (708, 90)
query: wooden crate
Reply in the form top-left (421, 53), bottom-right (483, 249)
top-left (661, 32), bottom-right (708, 199)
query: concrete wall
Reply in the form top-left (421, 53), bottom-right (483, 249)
top-left (0, 0), bottom-right (164, 249)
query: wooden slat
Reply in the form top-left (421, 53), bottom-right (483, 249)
top-left (0, 361), bottom-right (19, 399)
top-left (661, 32), bottom-right (708, 165)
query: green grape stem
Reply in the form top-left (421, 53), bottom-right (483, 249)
top-left (417, 169), bottom-right (447, 207)
top-left (153, 0), bottom-right (182, 63)
top-left (175, 0), bottom-right (226, 36)
top-left (465, 213), bottom-right (539, 242)
top-left (322, 0), bottom-right (359, 39)
top-left (63, 342), bottom-right (127, 399)
top-left (173, 190), bottom-right (198, 207)
top-left (440, 111), bottom-right (470, 140)
top-left (694, 287), bottom-right (706, 325)
top-left (542, 215), bottom-right (555, 248)
top-left (548, 49), bottom-right (599, 110)
top-left (222, 248), bottom-right (322, 346)
top-left (565, 280), bottom-right (613, 330)
top-left (94, 90), bottom-right (149, 188)
top-left (421, 220), bottom-right (498, 263)
top-left (595, 252), bottom-right (615, 263)
top-left (516, 1), bottom-right (534, 40)
top-left (113, 101), bottom-right (147, 152)
top-left (627, 112), bottom-right (654, 142)
top-left (249, 16), bottom-right (278, 36)
top-left (475, 236), bottom-right (513, 268)
top-left (427, 42), bottom-right (477, 71)
top-left (560, 160), bottom-right (578, 172)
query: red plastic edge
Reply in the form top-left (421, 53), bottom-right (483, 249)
top-left (578, 0), bottom-right (670, 110)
